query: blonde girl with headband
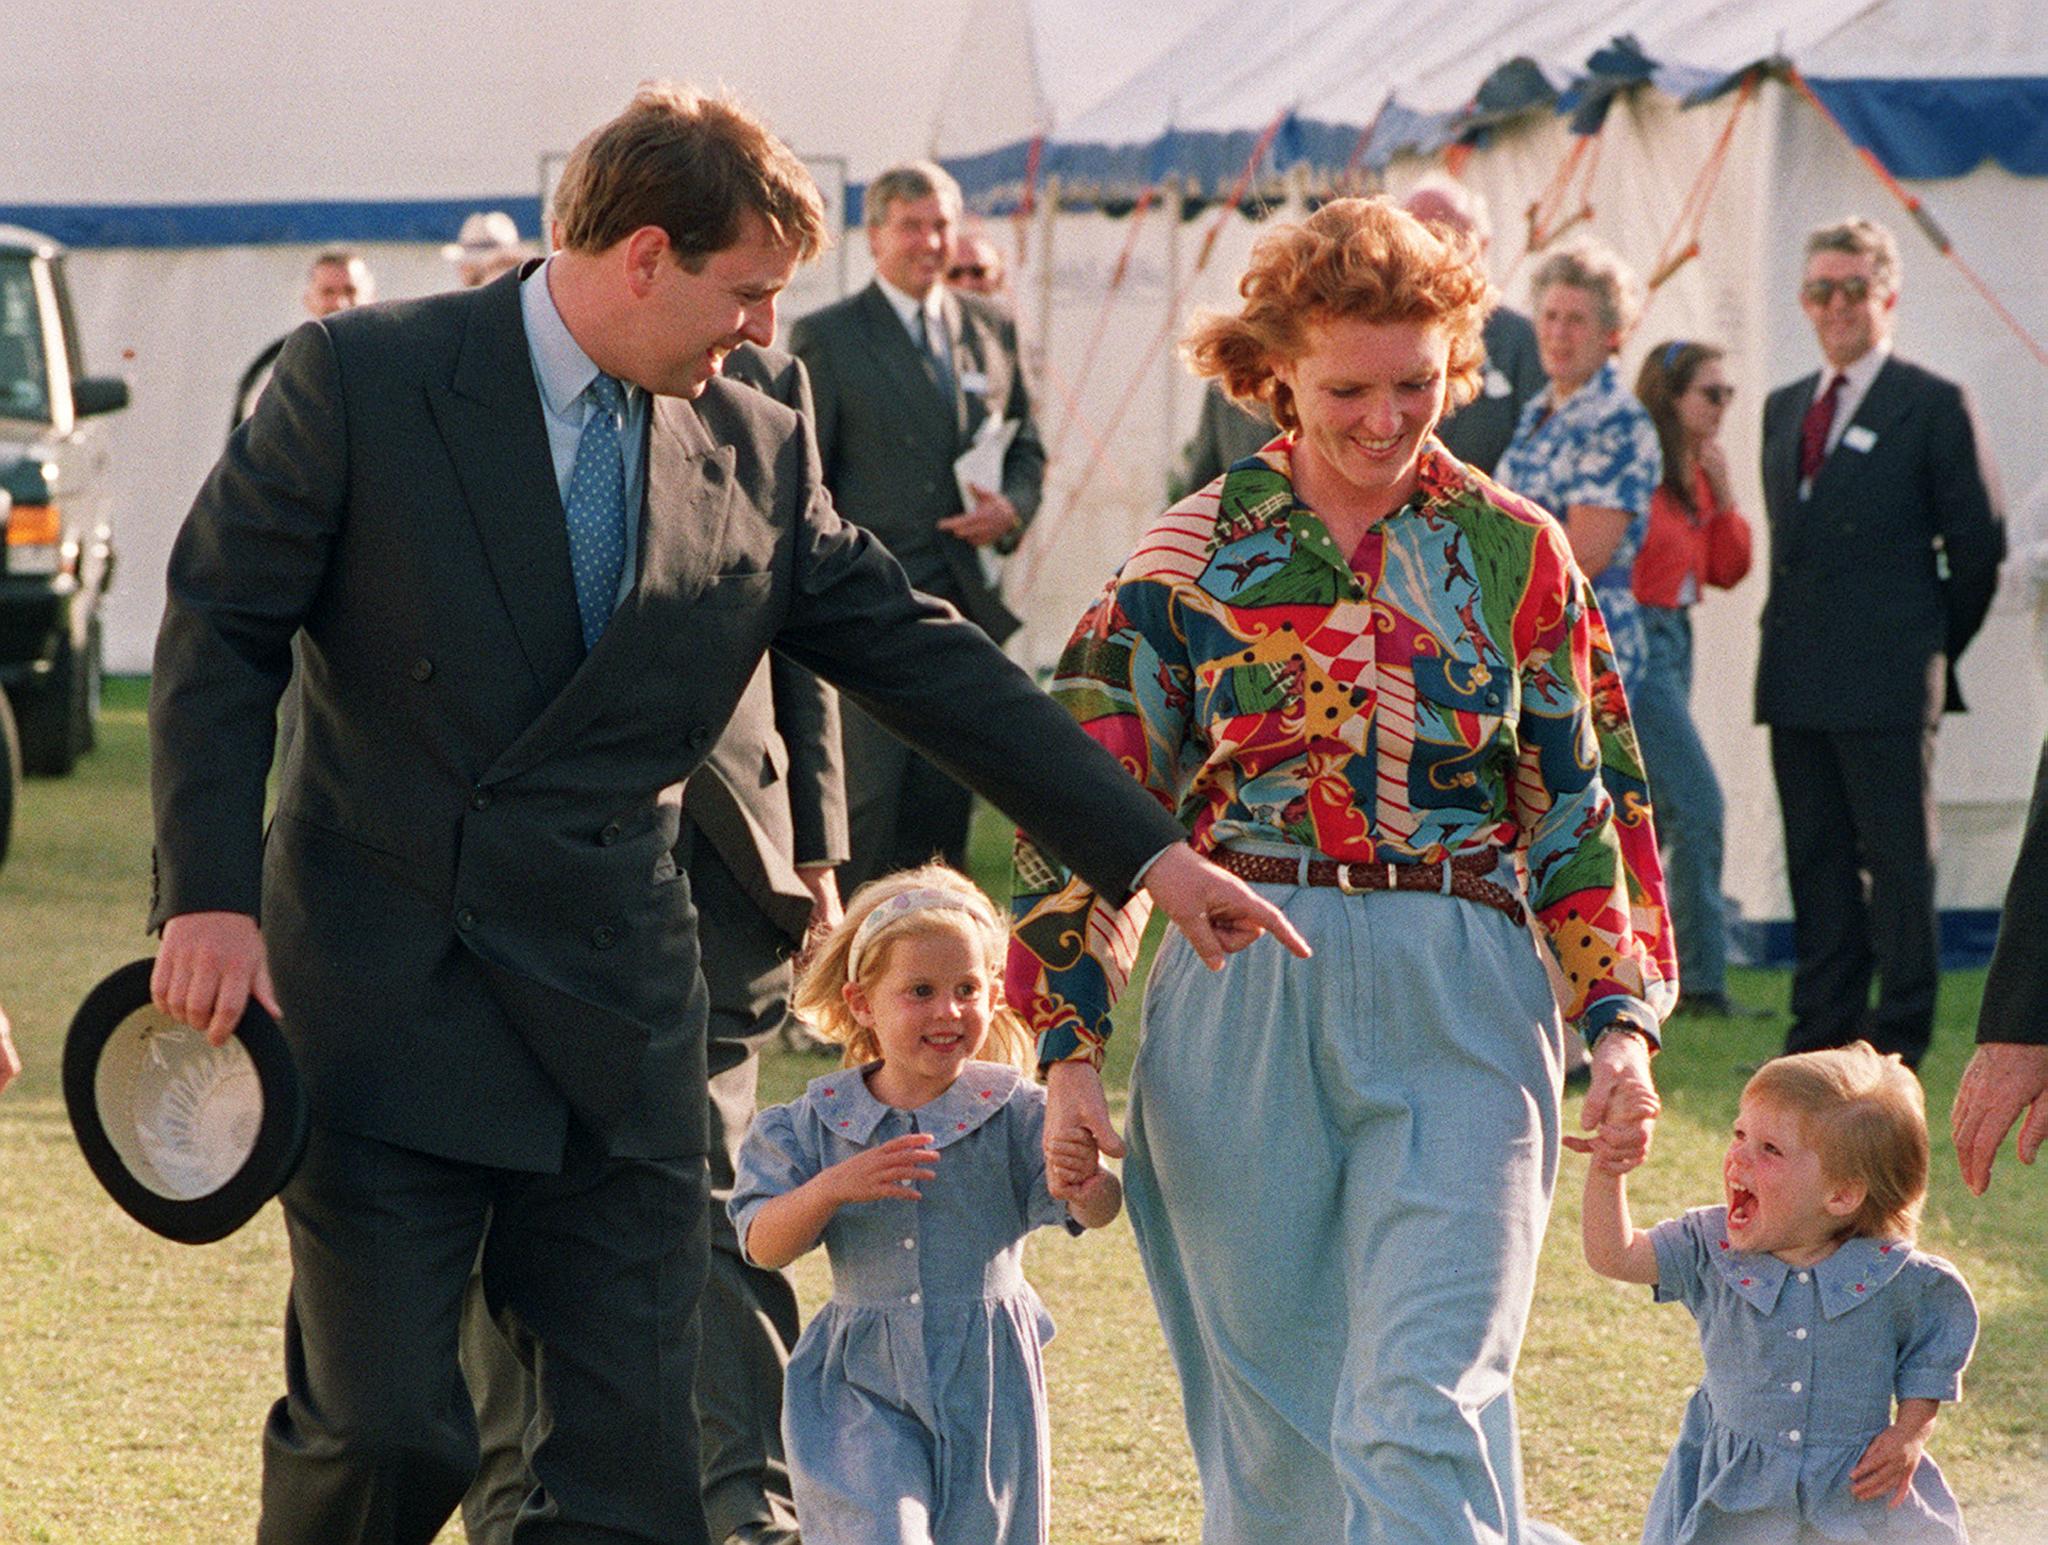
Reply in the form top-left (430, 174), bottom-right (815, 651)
top-left (729, 864), bottom-right (1121, 1544)
top-left (1577, 1042), bottom-right (1977, 1542)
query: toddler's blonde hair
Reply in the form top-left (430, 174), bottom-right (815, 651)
top-left (1742, 1042), bottom-right (1928, 1241)
top-left (792, 863), bottom-right (1034, 1073)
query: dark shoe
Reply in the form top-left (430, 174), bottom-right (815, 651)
top-left (1676, 991), bottom-right (1773, 1020)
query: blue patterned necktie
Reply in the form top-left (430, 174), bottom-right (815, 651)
top-left (565, 372), bottom-right (627, 652)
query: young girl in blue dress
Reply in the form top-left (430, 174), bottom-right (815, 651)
top-left (730, 864), bottom-right (1123, 1545)
top-left (1577, 1042), bottom-right (1977, 1543)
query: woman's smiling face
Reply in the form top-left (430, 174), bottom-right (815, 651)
top-left (1272, 314), bottom-right (1450, 525)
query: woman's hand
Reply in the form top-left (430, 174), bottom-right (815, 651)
top-left (1045, 1060), bottom-right (1124, 1200)
top-left (1695, 438), bottom-right (1733, 506)
top-left (1569, 1028), bottom-right (1659, 1173)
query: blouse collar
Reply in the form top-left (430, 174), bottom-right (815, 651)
top-left (806, 1061), bottom-right (1027, 1148)
top-left (1702, 1205), bottom-right (1914, 1318)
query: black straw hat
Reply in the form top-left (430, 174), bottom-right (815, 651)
top-left (64, 958), bottom-right (308, 1244)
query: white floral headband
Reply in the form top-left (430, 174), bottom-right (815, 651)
top-left (845, 886), bottom-right (998, 982)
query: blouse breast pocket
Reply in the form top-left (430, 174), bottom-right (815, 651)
top-left (1407, 654), bottom-right (1509, 815)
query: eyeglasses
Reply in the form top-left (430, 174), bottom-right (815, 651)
top-left (946, 265), bottom-right (989, 281)
top-left (1801, 276), bottom-right (1874, 305)
top-left (1694, 384), bottom-right (1736, 406)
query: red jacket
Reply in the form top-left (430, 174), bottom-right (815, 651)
top-left (1632, 463), bottom-right (1753, 607)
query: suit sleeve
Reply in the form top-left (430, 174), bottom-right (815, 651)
top-left (788, 315), bottom-right (840, 482)
top-left (766, 410), bottom-right (1185, 906)
top-left (1927, 379), bottom-right (2006, 668)
top-left (1978, 742), bottom-right (2048, 1046)
top-left (151, 320), bottom-right (346, 928)
top-left (995, 312), bottom-right (1046, 532)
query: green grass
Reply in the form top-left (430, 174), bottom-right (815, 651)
top-left (1, 682), bottom-right (2042, 1542)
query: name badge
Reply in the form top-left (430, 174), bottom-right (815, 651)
top-left (958, 370), bottom-right (990, 397)
top-left (1841, 425), bottom-right (1877, 453)
top-left (1482, 366), bottom-right (1512, 399)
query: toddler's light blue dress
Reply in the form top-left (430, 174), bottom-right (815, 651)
top-left (1643, 1206), bottom-right (1977, 1543)
top-left (730, 1061), bottom-right (1079, 1545)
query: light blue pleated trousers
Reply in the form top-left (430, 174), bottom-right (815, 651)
top-left (1125, 869), bottom-right (1579, 1545)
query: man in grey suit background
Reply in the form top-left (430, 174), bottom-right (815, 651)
top-left (1756, 216), bottom-right (2004, 1069)
top-left (458, 346), bottom-right (838, 1545)
top-left (791, 161), bottom-right (1045, 891)
top-left (149, 83), bottom-right (1296, 1544)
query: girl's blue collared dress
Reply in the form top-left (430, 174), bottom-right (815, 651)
top-left (730, 1061), bottom-right (1080, 1545)
top-left (1643, 1206), bottom-right (1977, 1543)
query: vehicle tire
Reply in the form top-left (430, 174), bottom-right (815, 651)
top-left (75, 615), bottom-right (102, 757)
top-left (0, 688), bottom-right (19, 871)
top-left (17, 625), bottom-right (84, 777)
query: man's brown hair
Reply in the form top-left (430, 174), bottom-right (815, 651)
top-left (552, 82), bottom-right (827, 268)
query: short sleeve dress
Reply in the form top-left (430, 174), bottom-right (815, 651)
top-left (729, 1061), bottom-right (1080, 1545)
top-left (1642, 1206), bottom-right (1978, 1544)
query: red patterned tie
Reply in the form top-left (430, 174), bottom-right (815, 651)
top-left (1798, 373), bottom-right (1843, 483)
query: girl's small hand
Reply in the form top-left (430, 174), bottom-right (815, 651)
top-left (1849, 1420), bottom-right (1927, 1507)
top-left (1047, 1132), bottom-right (1102, 1189)
top-left (822, 1133), bottom-right (940, 1203)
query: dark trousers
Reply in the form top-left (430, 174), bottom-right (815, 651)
top-left (837, 698), bottom-right (974, 894)
top-left (1770, 724), bottom-right (1940, 1067)
top-left (462, 829), bottom-right (802, 1545)
top-left (260, 1123), bottom-right (707, 1545)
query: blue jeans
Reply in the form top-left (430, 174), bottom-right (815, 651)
top-left (1629, 606), bottom-right (1728, 999)
top-left (1124, 870), bottom-right (1575, 1544)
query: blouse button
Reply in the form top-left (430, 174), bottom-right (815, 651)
top-left (1797, 1271), bottom-right (1811, 1283)
top-left (1794, 1327), bottom-right (1809, 1340)
top-left (909, 1292), bottom-right (921, 1305)
top-left (902, 1237), bottom-right (916, 1250)
top-left (1789, 1380), bottom-right (1803, 1393)
top-left (1787, 1429), bottom-right (1802, 1444)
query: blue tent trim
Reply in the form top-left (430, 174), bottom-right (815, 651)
top-left (0, 196), bottom-right (544, 250)
top-left (1804, 76), bottom-right (2048, 178)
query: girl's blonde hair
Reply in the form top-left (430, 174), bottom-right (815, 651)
top-left (791, 863), bottom-right (1034, 1073)
top-left (1742, 1042), bottom-right (1929, 1241)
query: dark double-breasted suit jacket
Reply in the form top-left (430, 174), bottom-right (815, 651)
top-left (1755, 353), bottom-right (2004, 731)
top-left (790, 282), bottom-right (1044, 643)
top-left (149, 268), bottom-right (1182, 1175)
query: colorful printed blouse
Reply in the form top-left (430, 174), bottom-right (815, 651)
top-left (1495, 359), bottom-right (1662, 688)
top-left (1007, 439), bottom-right (1676, 1067)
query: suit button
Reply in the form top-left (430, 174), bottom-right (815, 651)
top-left (456, 907), bottom-right (478, 930)
top-left (599, 820), bottom-right (623, 846)
top-left (689, 725), bottom-right (712, 751)
top-left (410, 657), bottom-right (433, 682)
top-left (470, 789), bottom-right (492, 811)
top-left (922, 480), bottom-right (937, 495)
top-left (591, 924), bottom-right (617, 949)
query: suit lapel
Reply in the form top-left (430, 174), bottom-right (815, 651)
top-left (426, 268), bottom-right (584, 700)
top-left (1811, 356), bottom-right (1909, 503)
top-left (1765, 373), bottom-right (1816, 524)
top-left (938, 290), bottom-right (975, 442)
top-left (858, 284), bottom-right (959, 444)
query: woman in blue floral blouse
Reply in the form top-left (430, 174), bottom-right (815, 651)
top-left (1009, 198), bottom-right (1674, 1544)
top-left (1497, 240), bottom-right (1662, 690)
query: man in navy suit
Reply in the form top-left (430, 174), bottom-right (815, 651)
top-left (1755, 217), bottom-right (2005, 1068)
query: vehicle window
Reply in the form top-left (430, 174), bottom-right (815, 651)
top-left (0, 256), bottom-right (51, 422)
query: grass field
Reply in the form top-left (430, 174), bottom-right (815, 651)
top-left (0, 679), bottom-right (2042, 1542)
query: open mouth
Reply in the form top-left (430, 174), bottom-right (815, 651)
top-left (923, 1033), bottom-right (965, 1051)
top-left (1727, 1187), bottom-right (1758, 1231)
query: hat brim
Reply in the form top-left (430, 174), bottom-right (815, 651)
top-left (64, 959), bottom-right (309, 1245)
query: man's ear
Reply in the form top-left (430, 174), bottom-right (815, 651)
top-left (621, 226), bottom-right (674, 298)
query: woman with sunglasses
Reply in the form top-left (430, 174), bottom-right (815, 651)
top-left (1631, 341), bottom-right (1754, 1016)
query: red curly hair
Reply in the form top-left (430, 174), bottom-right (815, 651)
top-left (1183, 196), bottom-right (1494, 434)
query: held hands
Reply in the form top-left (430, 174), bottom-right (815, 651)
top-left (1562, 1029), bottom-right (1660, 1174)
top-left (153, 911), bottom-right (282, 1046)
top-left (1141, 844), bottom-right (1312, 970)
top-left (0, 1001), bottom-right (19, 1094)
top-left (1044, 1060), bottom-right (1125, 1203)
top-left (1950, 1042), bottom-right (2048, 1195)
top-left (1849, 1403), bottom-right (1938, 1507)
top-left (937, 484), bottom-right (1021, 548)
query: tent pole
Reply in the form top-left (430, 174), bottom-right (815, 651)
top-left (1164, 175), bottom-right (1184, 494)
top-left (1035, 175), bottom-right (1060, 389)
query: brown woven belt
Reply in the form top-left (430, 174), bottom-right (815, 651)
top-left (1212, 847), bottom-right (1526, 928)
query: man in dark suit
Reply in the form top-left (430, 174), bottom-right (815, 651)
top-left (790, 160), bottom-right (1044, 892)
top-left (1953, 742), bottom-right (2048, 1193)
top-left (230, 248), bottom-right (374, 430)
top-left (148, 84), bottom-right (1297, 1545)
top-left (457, 346), bottom-right (837, 1545)
top-left (1755, 216), bottom-right (2005, 1068)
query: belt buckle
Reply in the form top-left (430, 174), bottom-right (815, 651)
top-left (1336, 863), bottom-right (1364, 895)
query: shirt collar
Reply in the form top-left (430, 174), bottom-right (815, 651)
top-left (520, 256), bottom-right (618, 418)
top-left (806, 1060), bottom-right (1026, 1148)
top-left (1701, 1205), bottom-right (1913, 1318)
top-left (874, 273), bottom-right (944, 334)
top-left (1821, 336), bottom-right (1892, 398)
top-left (1532, 356), bottom-right (1624, 422)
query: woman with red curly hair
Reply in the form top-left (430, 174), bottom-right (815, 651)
top-left (1008, 197), bottom-right (1675, 1541)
